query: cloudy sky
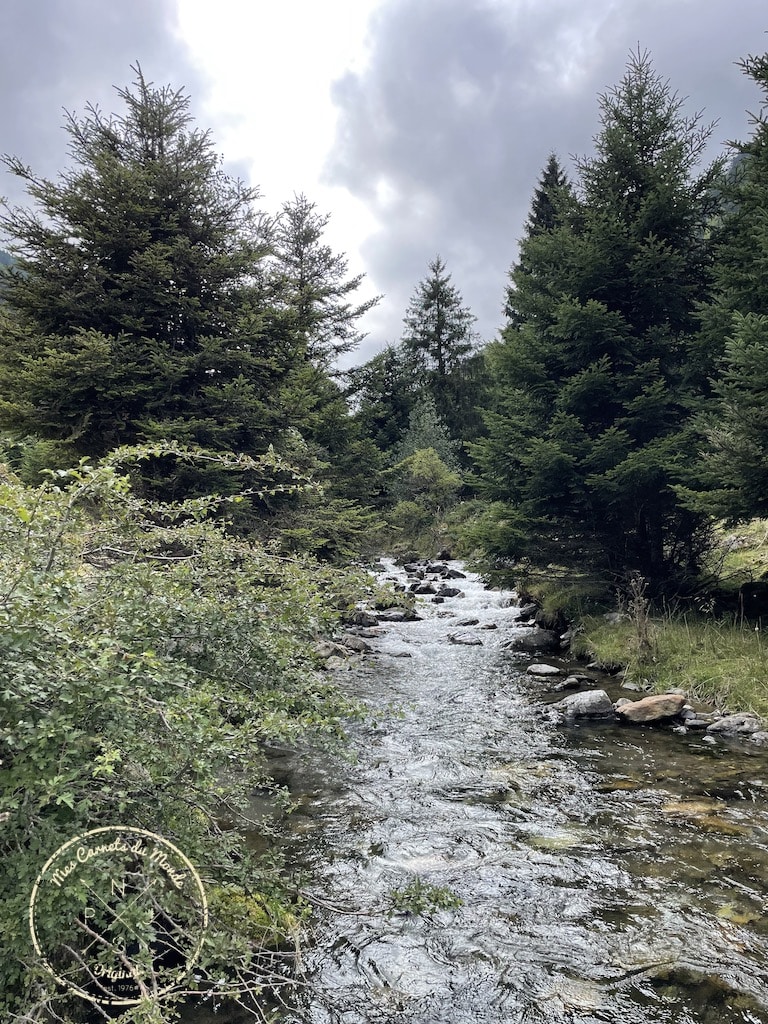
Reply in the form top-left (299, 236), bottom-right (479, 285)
top-left (1, 1), bottom-right (767, 365)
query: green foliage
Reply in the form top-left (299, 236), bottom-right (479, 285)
top-left (388, 447), bottom-right (462, 511)
top-left (685, 55), bottom-right (768, 523)
top-left (576, 613), bottom-right (768, 718)
top-left (387, 877), bottom-right (463, 917)
top-left (393, 393), bottom-right (461, 470)
top-left (0, 450), bottom-right (365, 1020)
top-left (472, 50), bottom-right (721, 594)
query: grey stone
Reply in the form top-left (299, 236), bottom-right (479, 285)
top-left (706, 713), bottom-right (763, 736)
top-left (509, 629), bottom-right (561, 654)
top-left (447, 633), bottom-right (483, 646)
top-left (526, 663), bottom-right (561, 677)
top-left (554, 690), bottom-right (614, 718)
top-left (343, 636), bottom-right (372, 654)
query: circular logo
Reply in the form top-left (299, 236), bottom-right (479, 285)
top-left (29, 826), bottom-right (208, 1006)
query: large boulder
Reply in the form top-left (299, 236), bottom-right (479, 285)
top-left (553, 690), bottom-right (614, 719)
top-left (508, 628), bottom-right (561, 654)
top-left (616, 693), bottom-right (686, 724)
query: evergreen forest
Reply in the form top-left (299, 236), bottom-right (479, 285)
top-left (3, 47), bottom-right (768, 1022)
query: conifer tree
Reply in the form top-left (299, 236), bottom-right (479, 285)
top-left (270, 193), bottom-right (379, 368)
top-left (472, 51), bottom-right (720, 592)
top-left (686, 53), bottom-right (768, 521)
top-left (0, 67), bottom-right (283, 473)
top-left (401, 255), bottom-right (479, 440)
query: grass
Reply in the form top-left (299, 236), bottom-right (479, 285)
top-left (572, 519), bottom-right (768, 718)
top-left (574, 614), bottom-right (768, 717)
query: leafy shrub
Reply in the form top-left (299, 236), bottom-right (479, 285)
top-left (0, 448), bottom-right (364, 1021)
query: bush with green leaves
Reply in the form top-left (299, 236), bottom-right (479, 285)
top-left (0, 446), bottom-right (364, 1021)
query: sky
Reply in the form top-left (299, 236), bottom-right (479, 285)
top-left (1, 1), bottom-right (767, 366)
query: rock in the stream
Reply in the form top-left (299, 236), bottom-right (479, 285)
top-left (377, 607), bottom-right (421, 622)
top-left (554, 690), bottom-right (615, 719)
top-left (706, 713), bottom-right (763, 737)
top-left (455, 617), bottom-right (480, 627)
top-left (437, 585), bottom-right (464, 598)
top-left (448, 632), bottom-right (483, 646)
top-left (313, 640), bottom-right (351, 660)
top-left (516, 602), bottom-right (539, 622)
top-left (526, 663), bottom-right (562, 677)
top-left (344, 610), bottom-right (379, 627)
top-left (445, 568), bottom-right (467, 580)
top-left (750, 731), bottom-right (768, 746)
top-left (508, 629), bottom-right (561, 654)
top-left (325, 655), bottom-right (351, 671)
top-left (346, 626), bottom-right (385, 638)
top-left (551, 675), bottom-right (583, 692)
top-left (343, 636), bottom-right (373, 654)
top-left (616, 693), bottom-right (686, 724)
top-left (480, 623), bottom-right (498, 630)
top-left (411, 583), bottom-right (437, 595)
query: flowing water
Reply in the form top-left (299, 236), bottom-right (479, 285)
top-left (279, 560), bottom-right (768, 1024)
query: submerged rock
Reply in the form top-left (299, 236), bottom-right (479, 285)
top-left (616, 693), bottom-right (686, 724)
top-left (344, 610), bottom-right (379, 627)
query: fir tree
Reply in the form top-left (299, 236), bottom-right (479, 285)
top-left (686, 53), bottom-right (768, 521)
top-left (472, 50), bottom-right (720, 593)
top-left (0, 67), bottom-right (282, 475)
top-left (270, 193), bottom-right (379, 368)
top-left (401, 255), bottom-right (479, 440)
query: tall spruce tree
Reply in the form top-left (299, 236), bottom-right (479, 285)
top-left (270, 193), bottom-right (379, 369)
top-left (472, 51), bottom-right (720, 593)
top-left (401, 255), bottom-right (480, 441)
top-left (685, 54), bottom-right (768, 521)
top-left (0, 68), bottom-right (284, 477)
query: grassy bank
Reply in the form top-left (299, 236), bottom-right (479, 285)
top-left (574, 614), bottom-right (768, 718)
top-left (573, 519), bottom-right (768, 718)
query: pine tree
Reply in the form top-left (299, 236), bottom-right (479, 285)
top-left (0, 67), bottom-right (283, 473)
top-left (472, 50), bottom-right (720, 593)
top-left (686, 53), bottom-right (768, 521)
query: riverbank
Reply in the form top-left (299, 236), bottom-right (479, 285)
top-left (572, 612), bottom-right (768, 722)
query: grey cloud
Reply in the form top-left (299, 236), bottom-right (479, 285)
top-left (328, 0), bottom-right (768, 361)
top-left (0, 0), bottom-right (212, 209)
